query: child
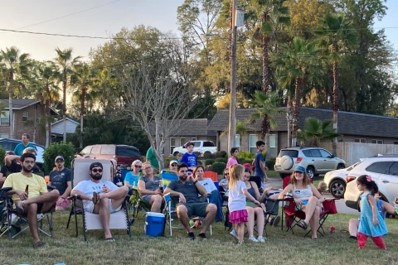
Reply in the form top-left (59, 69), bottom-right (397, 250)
top-left (228, 164), bottom-right (262, 244)
top-left (317, 181), bottom-right (327, 194)
top-left (356, 175), bottom-right (388, 250)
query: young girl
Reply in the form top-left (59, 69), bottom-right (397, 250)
top-left (356, 175), bottom-right (388, 249)
top-left (228, 164), bottom-right (262, 244)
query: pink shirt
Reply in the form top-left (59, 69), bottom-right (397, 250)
top-left (226, 156), bottom-right (238, 169)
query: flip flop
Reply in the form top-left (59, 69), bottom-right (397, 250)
top-left (33, 241), bottom-right (45, 248)
top-left (297, 220), bottom-right (308, 230)
top-left (105, 237), bottom-right (115, 242)
top-left (92, 192), bottom-right (100, 204)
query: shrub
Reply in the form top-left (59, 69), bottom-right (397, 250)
top-left (266, 158), bottom-right (275, 170)
top-left (215, 157), bottom-right (227, 164)
top-left (43, 143), bottom-right (76, 174)
top-left (210, 162), bottom-right (226, 175)
top-left (204, 159), bottom-right (214, 166)
top-left (0, 147), bottom-right (5, 166)
top-left (237, 151), bottom-right (255, 161)
top-left (214, 151), bottom-right (227, 158)
top-left (203, 152), bottom-right (214, 159)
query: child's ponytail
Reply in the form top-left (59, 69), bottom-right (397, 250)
top-left (356, 175), bottom-right (379, 195)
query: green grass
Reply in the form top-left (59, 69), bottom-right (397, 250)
top-left (0, 208), bottom-right (397, 264)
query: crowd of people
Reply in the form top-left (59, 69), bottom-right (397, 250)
top-left (0, 134), bottom-right (396, 249)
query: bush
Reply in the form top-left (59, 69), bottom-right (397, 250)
top-left (237, 151), bottom-right (255, 161)
top-left (215, 157), bottom-right (227, 164)
top-left (209, 162), bottom-right (226, 175)
top-left (204, 159), bottom-right (214, 166)
top-left (203, 152), bottom-right (214, 159)
top-left (214, 151), bottom-right (227, 158)
top-left (0, 147), bottom-right (5, 166)
top-left (43, 143), bottom-right (76, 174)
top-left (266, 158), bottom-right (275, 170)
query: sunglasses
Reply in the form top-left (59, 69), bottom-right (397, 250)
top-left (224, 173), bottom-right (229, 176)
top-left (134, 165), bottom-right (142, 168)
top-left (171, 163), bottom-right (177, 166)
top-left (92, 168), bottom-right (103, 173)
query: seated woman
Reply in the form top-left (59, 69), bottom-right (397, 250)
top-left (242, 168), bottom-right (266, 243)
top-left (278, 165), bottom-right (325, 239)
top-left (137, 162), bottom-right (163, 212)
top-left (193, 166), bottom-right (223, 222)
top-left (124, 160), bottom-right (142, 189)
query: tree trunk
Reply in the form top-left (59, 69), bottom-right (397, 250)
top-left (63, 70), bottom-right (67, 143)
top-left (8, 90), bottom-right (13, 139)
top-left (332, 59), bottom-right (338, 156)
top-left (291, 78), bottom-right (301, 146)
top-left (261, 11), bottom-right (270, 93)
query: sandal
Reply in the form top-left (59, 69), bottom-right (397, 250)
top-left (297, 220), bottom-right (308, 230)
top-left (33, 241), bottom-right (45, 248)
top-left (105, 237), bottom-right (115, 242)
top-left (92, 192), bottom-right (100, 204)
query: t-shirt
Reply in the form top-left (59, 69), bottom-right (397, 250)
top-left (168, 180), bottom-right (201, 203)
top-left (72, 179), bottom-right (118, 208)
top-left (228, 180), bottom-right (246, 212)
top-left (146, 147), bottom-right (159, 170)
top-left (226, 157), bottom-right (238, 169)
top-left (49, 168), bottom-right (72, 195)
top-left (3, 172), bottom-right (47, 202)
top-left (124, 171), bottom-right (140, 188)
top-left (254, 151), bottom-right (266, 178)
top-left (139, 175), bottom-right (162, 191)
top-left (14, 142), bottom-right (37, 156)
top-left (198, 178), bottom-right (217, 193)
top-left (181, 152), bottom-right (198, 168)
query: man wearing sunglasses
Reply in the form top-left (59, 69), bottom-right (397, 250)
top-left (71, 162), bottom-right (129, 241)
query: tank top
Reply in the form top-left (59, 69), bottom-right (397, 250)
top-left (246, 182), bottom-right (256, 199)
top-left (292, 184), bottom-right (313, 200)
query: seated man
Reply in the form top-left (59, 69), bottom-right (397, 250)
top-left (3, 153), bottom-right (59, 248)
top-left (71, 162), bottom-right (129, 241)
top-left (49, 155), bottom-right (72, 211)
top-left (164, 163), bottom-right (217, 240)
top-left (137, 162), bottom-right (163, 213)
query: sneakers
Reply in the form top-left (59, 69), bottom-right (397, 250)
top-left (198, 233), bottom-right (207, 240)
top-left (272, 215), bottom-right (281, 227)
top-left (248, 236), bottom-right (259, 243)
top-left (257, 236), bottom-right (266, 243)
top-left (188, 232), bottom-right (195, 240)
top-left (229, 229), bottom-right (238, 241)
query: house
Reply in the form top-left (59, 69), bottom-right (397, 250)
top-left (51, 117), bottom-right (80, 142)
top-left (0, 99), bottom-right (57, 145)
top-left (208, 107), bottom-right (398, 158)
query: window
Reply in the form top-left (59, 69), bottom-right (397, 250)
top-left (0, 111), bottom-right (9, 125)
top-left (0, 133), bottom-right (9, 138)
top-left (389, 162), bottom-right (398, 176)
top-left (366, 162), bottom-right (393, 175)
top-left (170, 138), bottom-right (176, 154)
top-left (371, 139), bottom-right (383, 144)
top-left (248, 134), bottom-right (258, 153)
top-left (203, 141), bottom-right (215, 147)
top-left (319, 149), bottom-right (332, 158)
top-left (234, 134), bottom-right (240, 148)
top-left (180, 138), bottom-right (187, 147)
top-left (267, 134), bottom-right (276, 157)
top-left (354, 138), bottom-right (367, 143)
top-left (22, 112), bottom-right (28, 122)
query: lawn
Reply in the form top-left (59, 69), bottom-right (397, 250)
top-left (0, 206), bottom-right (397, 265)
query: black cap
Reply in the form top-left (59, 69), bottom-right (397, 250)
top-left (89, 162), bottom-right (103, 170)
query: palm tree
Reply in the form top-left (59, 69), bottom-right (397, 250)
top-left (54, 48), bottom-right (80, 142)
top-left (315, 13), bottom-right (356, 155)
top-left (249, 90), bottom-right (281, 147)
top-left (297, 117), bottom-right (340, 146)
top-left (0, 47), bottom-right (30, 138)
top-left (273, 37), bottom-right (319, 146)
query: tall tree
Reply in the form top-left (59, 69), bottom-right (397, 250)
top-left (54, 48), bottom-right (80, 142)
top-left (297, 117), bottom-right (340, 146)
top-left (0, 47), bottom-right (30, 138)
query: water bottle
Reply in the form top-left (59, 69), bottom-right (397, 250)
top-left (159, 180), bottom-right (164, 193)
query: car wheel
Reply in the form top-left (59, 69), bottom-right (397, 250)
top-left (306, 166), bottom-right (315, 179)
top-left (279, 155), bottom-right (294, 170)
top-left (329, 179), bottom-right (346, 199)
top-left (336, 163), bottom-right (345, 169)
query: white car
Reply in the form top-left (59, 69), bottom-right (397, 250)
top-left (344, 156), bottom-right (398, 210)
top-left (323, 162), bottom-right (360, 199)
top-left (172, 140), bottom-right (217, 156)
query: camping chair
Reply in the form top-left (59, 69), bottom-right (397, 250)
top-left (261, 193), bottom-right (282, 236)
top-left (66, 158), bottom-right (131, 241)
top-left (0, 186), bottom-right (55, 239)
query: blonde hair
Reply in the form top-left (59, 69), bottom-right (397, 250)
top-left (229, 164), bottom-right (244, 190)
top-left (290, 171), bottom-right (310, 185)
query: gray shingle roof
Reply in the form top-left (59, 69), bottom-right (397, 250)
top-left (208, 107), bottom-right (398, 138)
top-left (0, 99), bottom-right (40, 110)
top-left (149, 118), bottom-right (216, 137)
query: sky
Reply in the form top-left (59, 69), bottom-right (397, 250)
top-left (0, 0), bottom-right (397, 63)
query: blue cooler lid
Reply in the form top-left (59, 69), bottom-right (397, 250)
top-left (146, 212), bottom-right (165, 218)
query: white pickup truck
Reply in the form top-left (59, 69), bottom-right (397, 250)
top-left (172, 140), bottom-right (217, 156)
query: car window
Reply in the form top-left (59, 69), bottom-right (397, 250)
top-left (365, 161), bottom-right (393, 174)
top-left (193, 142), bottom-right (201, 147)
top-left (203, 141), bottom-right (214, 147)
top-left (305, 149), bottom-right (322, 157)
top-left (0, 141), bottom-right (15, 151)
top-left (91, 145), bottom-right (101, 154)
top-left (388, 162), bottom-right (398, 176)
top-left (279, 150), bottom-right (298, 157)
top-left (319, 149), bottom-right (332, 158)
top-left (80, 146), bottom-right (92, 156)
top-left (116, 146), bottom-right (140, 157)
top-left (100, 145), bottom-right (115, 155)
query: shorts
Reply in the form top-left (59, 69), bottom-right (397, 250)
top-left (141, 195), bottom-right (157, 204)
top-left (229, 209), bottom-right (248, 224)
top-left (84, 198), bottom-right (122, 214)
top-left (246, 201), bottom-right (259, 208)
top-left (185, 202), bottom-right (208, 217)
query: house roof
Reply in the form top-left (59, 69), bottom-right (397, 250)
top-left (208, 107), bottom-right (398, 138)
top-left (0, 99), bottom-right (40, 110)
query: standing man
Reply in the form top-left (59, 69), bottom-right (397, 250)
top-left (164, 163), bottom-right (216, 240)
top-left (3, 153), bottom-right (59, 248)
top-left (181, 142), bottom-right (198, 169)
top-left (49, 156), bottom-right (72, 211)
top-left (71, 162), bottom-right (129, 241)
top-left (14, 133), bottom-right (37, 156)
top-left (254, 140), bottom-right (268, 189)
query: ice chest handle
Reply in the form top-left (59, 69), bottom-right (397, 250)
top-left (145, 212), bottom-right (165, 237)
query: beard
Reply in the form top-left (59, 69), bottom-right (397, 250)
top-left (22, 165), bottom-right (33, 173)
top-left (179, 175), bottom-right (187, 181)
top-left (90, 173), bottom-right (102, 180)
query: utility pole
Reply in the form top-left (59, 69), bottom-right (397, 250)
top-left (228, 0), bottom-right (237, 152)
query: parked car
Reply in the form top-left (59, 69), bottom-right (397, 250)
top-left (344, 156), bottom-right (398, 210)
top-left (172, 140), bottom-right (217, 156)
top-left (323, 161), bottom-right (361, 199)
top-left (0, 138), bottom-right (45, 164)
top-left (274, 147), bottom-right (346, 179)
top-left (75, 144), bottom-right (141, 168)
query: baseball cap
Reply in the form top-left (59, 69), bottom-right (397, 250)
top-left (170, 160), bottom-right (178, 166)
top-left (55, 155), bottom-right (64, 162)
top-left (89, 162), bottom-right (103, 170)
top-left (294, 165), bottom-right (306, 173)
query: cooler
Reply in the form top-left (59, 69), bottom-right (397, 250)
top-left (145, 212), bottom-right (165, 237)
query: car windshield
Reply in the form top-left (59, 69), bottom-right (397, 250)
top-left (279, 150), bottom-right (298, 157)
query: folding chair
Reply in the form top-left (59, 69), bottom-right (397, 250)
top-left (66, 159), bottom-right (131, 241)
top-left (0, 186), bottom-right (55, 239)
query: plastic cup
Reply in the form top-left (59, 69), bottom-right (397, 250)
top-left (44, 176), bottom-right (50, 184)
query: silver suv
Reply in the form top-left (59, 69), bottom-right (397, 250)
top-left (274, 147), bottom-right (346, 179)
